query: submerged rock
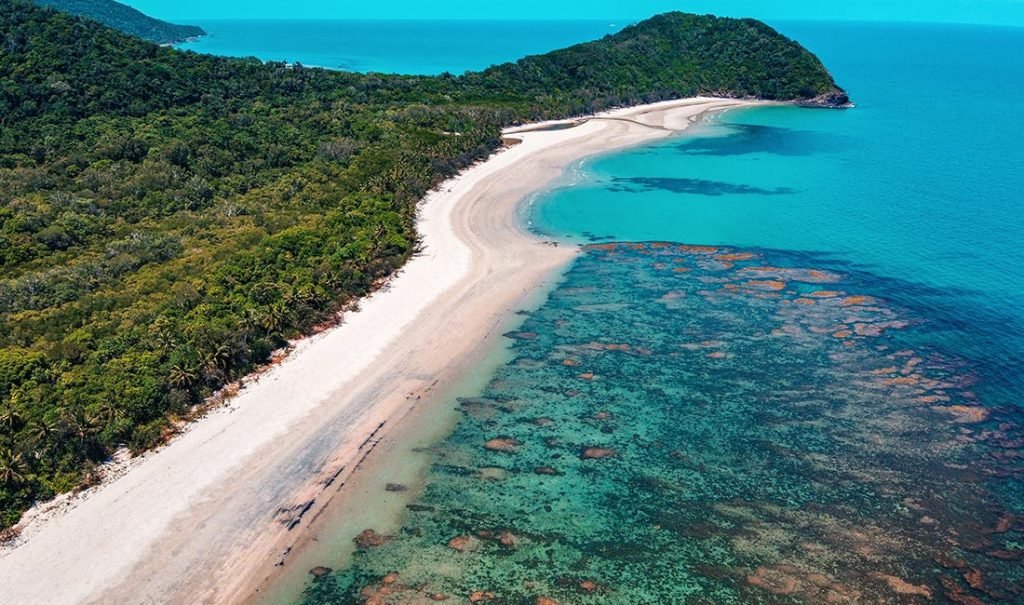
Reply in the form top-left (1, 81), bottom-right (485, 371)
top-left (353, 529), bottom-right (394, 549)
top-left (498, 531), bottom-right (519, 547)
top-left (477, 467), bottom-right (505, 481)
top-left (483, 437), bottom-right (521, 453)
top-left (581, 447), bottom-right (617, 460)
top-left (316, 243), bottom-right (1020, 605)
top-left (746, 565), bottom-right (799, 595)
top-left (872, 573), bottom-right (933, 598)
top-left (309, 566), bottom-right (332, 577)
top-left (744, 279), bottom-right (787, 291)
top-left (935, 405), bottom-right (989, 424)
top-left (448, 535), bottom-right (480, 552)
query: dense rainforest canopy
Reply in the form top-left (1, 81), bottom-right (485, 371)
top-left (30, 0), bottom-right (205, 44)
top-left (0, 0), bottom-right (846, 527)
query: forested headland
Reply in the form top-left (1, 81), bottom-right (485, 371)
top-left (30, 0), bottom-right (205, 44)
top-left (0, 0), bottom-right (846, 527)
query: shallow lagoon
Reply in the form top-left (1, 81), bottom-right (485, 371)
top-left (304, 244), bottom-right (1023, 604)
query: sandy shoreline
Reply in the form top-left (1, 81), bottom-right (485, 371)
top-left (0, 97), bottom-right (758, 604)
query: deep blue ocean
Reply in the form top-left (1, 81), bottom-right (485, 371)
top-left (190, 19), bottom-right (1024, 604)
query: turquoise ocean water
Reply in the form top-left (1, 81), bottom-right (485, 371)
top-left (178, 20), bottom-right (625, 73)
top-left (192, 19), bottom-right (1024, 604)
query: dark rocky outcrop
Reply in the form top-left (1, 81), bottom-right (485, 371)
top-left (796, 90), bottom-right (854, 109)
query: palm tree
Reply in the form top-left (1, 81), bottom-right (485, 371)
top-left (0, 448), bottom-right (27, 485)
top-left (209, 344), bottom-right (232, 370)
top-left (27, 418), bottom-right (56, 445)
top-left (168, 364), bottom-right (198, 389)
top-left (61, 410), bottom-right (100, 449)
top-left (0, 404), bottom-right (22, 431)
top-left (88, 401), bottom-right (124, 427)
top-left (148, 319), bottom-right (178, 355)
top-left (260, 302), bottom-right (292, 335)
top-left (237, 308), bottom-right (262, 335)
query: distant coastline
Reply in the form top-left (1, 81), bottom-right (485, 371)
top-left (32, 0), bottom-right (206, 44)
top-left (162, 33), bottom-right (204, 48)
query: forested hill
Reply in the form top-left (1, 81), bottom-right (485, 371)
top-left (31, 0), bottom-right (205, 43)
top-left (0, 0), bottom-right (846, 529)
top-left (475, 12), bottom-right (849, 111)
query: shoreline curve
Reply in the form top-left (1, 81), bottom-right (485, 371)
top-left (0, 96), bottom-right (761, 605)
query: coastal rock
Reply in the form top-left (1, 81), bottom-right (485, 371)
top-left (469, 590), bottom-right (495, 602)
top-left (796, 91), bottom-right (853, 108)
top-left (536, 597), bottom-right (560, 605)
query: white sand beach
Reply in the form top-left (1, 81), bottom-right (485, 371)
top-left (0, 97), bottom-right (758, 604)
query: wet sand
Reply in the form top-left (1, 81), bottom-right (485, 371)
top-left (0, 97), bottom-right (759, 604)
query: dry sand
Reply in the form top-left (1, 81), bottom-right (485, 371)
top-left (0, 97), bottom-right (758, 604)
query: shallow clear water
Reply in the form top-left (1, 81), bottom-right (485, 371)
top-left (532, 22), bottom-right (1024, 305)
top-left (305, 244), bottom-right (1023, 604)
top-left (178, 20), bottom-right (625, 74)
top-left (295, 21), bottom-right (1024, 605)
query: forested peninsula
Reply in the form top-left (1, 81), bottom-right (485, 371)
top-left (30, 0), bottom-right (205, 44)
top-left (0, 0), bottom-right (846, 528)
